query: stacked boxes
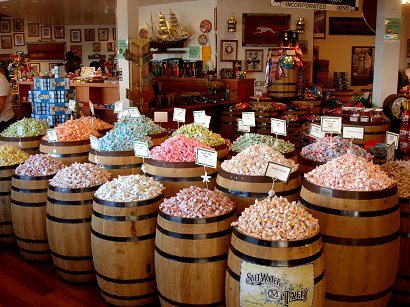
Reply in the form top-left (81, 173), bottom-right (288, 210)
top-left (333, 72), bottom-right (350, 90)
top-left (29, 78), bottom-right (76, 126)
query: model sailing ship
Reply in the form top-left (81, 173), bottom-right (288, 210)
top-left (148, 10), bottom-right (191, 49)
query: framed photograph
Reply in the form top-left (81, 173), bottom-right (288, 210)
top-left (407, 39), bottom-right (410, 57)
top-left (93, 42), bottom-right (101, 52)
top-left (1, 35), bottom-right (12, 49)
top-left (41, 26), bottom-right (52, 39)
top-left (314, 10), bottom-right (326, 39)
top-left (84, 29), bottom-right (95, 41)
top-left (220, 40), bottom-right (238, 61)
top-left (29, 63), bottom-right (40, 72)
top-left (13, 19), bottom-right (24, 32)
top-left (98, 28), bottom-right (109, 41)
top-left (0, 20), bottom-right (11, 33)
top-left (107, 42), bottom-right (115, 52)
top-left (54, 26), bottom-right (65, 39)
top-left (112, 28), bottom-right (116, 41)
top-left (245, 49), bottom-right (263, 72)
top-left (14, 33), bottom-right (24, 46)
top-left (351, 46), bottom-right (375, 86)
top-left (28, 23), bottom-right (39, 37)
top-left (70, 29), bottom-right (81, 43)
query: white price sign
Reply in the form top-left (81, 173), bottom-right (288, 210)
top-left (154, 111), bottom-right (168, 123)
top-left (265, 161), bottom-right (292, 183)
top-left (386, 142), bottom-right (395, 162)
top-left (173, 108), bottom-right (186, 123)
top-left (195, 148), bottom-right (218, 169)
top-left (203, 115), bottom-right (211, 129)
top-left (68, 99), bottom-right (76, 111)
top-left (89, 101), bottom-right (95, 115)
top-left (46, 129), bottom-right (58, 142)
top-left (16, 125), bottom-right (23, 137)
top-left (242, 112), bottom-right (256, 127)
top-left (127, 107), bottom-right (141, 118)
top-left (237, 119), bottom-right (251, 132)
top-left (386, 131), bottom-right (399, 150)
top-left (309, 124), bottom-right (325, 139)
top-left (193, 110), bottom-right (206, 125)
top-left (133, 141), bottom-right (150, 158)
top-left (270, 118), bottom-right (287, 136)
top-left (342, 126), bottom-right (365, 140)
top-left (321, 116), bottom-right (342, 134)
top-left (90, 136), bottom-right (100, 150)
top-left (117, 110), bottom-right (129, 119)
top-left (114, 100), bottom-right (123, 113)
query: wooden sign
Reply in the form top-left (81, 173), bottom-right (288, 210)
top-left (27, 43), bottom-right (66, 60)
top-left (329, 17), bottom-right (375, 36)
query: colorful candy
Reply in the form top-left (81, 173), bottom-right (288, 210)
top-left (15, 154), bottom-right (64, 176)
top-left (1, 118), bottom-right (48, 137)
top-left (229, 133), bottom-right (294, 154)
top-left (0, 145), bottom-right (29, 166)
top-left (77, 116), bottom-right (113, 131)
top-left (115, 115), bottom-right (165, 136)
top-left (98, 129), bottom-right (153, 151)
top-left (44, 119), bottom-right (99, 142)
top-left (380, 160), bottom-right (410, 198)
top-left (172, 123), bottom-right (225, 147)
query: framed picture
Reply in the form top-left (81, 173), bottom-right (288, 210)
top-left (84, 29), bottom-right (95, 41)
top-left (13, 19), bottom-right (24, 32)
top-left (93, 42), bottom-right (101, 52)
top-left (351, 46), bottom-right (375, 86)
top-left (0, 20), bottom-right (11, 33)
top-left (29, 63), bottom-right (40, 72)
top-left (70, 29), bottom-right (81, 43)
top-left (54, 26), bottom-right (65, 39)
top-left (28, 23), bottom-right (39, 37)
top-left (242, 13), bottom-right (290, 47)
top-left (41, 26), bottom-right (52, 39)
top-left (245, 49), bottom-right (263, 72)
top-left (14, 33), bottom-right (24, 46)
top-left (112, 28), bottom-right (116, 41)
top-left (98, 28), bottom-right (109, 41)
top-left (107, 42), bottom-right (115, 52)
top-left (70, 45), bottom-right (82, 57)
top-left (314, 10), bottom-right (326, 39)
top-left (220, 40), bottom-right (238, 61)
top-left (1, 35), bottom-right (12, 49)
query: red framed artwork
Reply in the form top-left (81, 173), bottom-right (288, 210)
top-left (220, 40), bottom-right (238, 61)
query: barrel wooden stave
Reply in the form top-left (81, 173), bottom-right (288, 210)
top-left (342, 121), bottom-right (389, 146)
top-left (151, 132), bottom-right (168, 146)
top-left (267, 69), bottom-right (298, 99)
top-left (39, 139), bottom-right (90, 165)
top-left (0, 166), bottom-right (18, 244)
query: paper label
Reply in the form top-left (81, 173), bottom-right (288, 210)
top-left (16, 125), bottom-right (23, 137)
top-left (127, 107), bottom-right (141, 118)
top-left (133, 141), bottom-right (150, 158)
top-left (154, 111), bottom-right (168, 123)
top-left (193, 110), bottom-right (206, 125)
top-left (203, 115), bottom-right (211, 129)
top-left (265, 161), bottom-right (292, 183)
top-left (90, 136), bottom-right (100, 150)
top-left (386, 131), bottom-right (399, 150)
top-left (117, 110), bottom-right (130, 119)
top-left (195, 148), bottom-right (217, 169)
top-left (47, 129), bottom-right (58, 142)
top-left (240, 261), bottom-right (314, 307)
top-left (173, 108), bottom-right (186, 123)
top-left (270, 118), bottom-right (287, 136)
top-left (114, 100), bottom-right (123, 113)
top-left (386, 142), bottom-right (395, 162)
top-left (89, 101), bottom-right (95, 115)
top-left (309, 123), bottom-right (325, 139)
top-left (242, 112), bottom-right (256, 127)
top-left (321, 116), bottom-right (342, 134)
top-left (68, 99), bottom-right (76, 111)
top-left (237, 119), bottom-right (251, 132)
top-left (342, 126), bottom-right (365, 140)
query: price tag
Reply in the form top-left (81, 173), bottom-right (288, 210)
top-left (309, 123), bottom-right (325, 139)
top-left (195, 148), bottom-right (218, 169)
top-left (237, 119), bottom-right (251, 132)
top-left (193, 110), bottom-right (206, 125)
top-left (265, 161), bottom-right (292, 183)
top-left (242, 112), bottom-right (256, 127)
top-left (127, 107), bottom-right (141, 118)
top-left (68, 99), bottom-right (76, 111)
top-left (114, 100), bottom-right (123, 113)
top-left (173, 108), bottom-right (186, 123)
top-left (90, 136), bottom-right (100, 150)
top-left (386, 131), bottom-right (399, 149)
top-left (89, 101), bottom-right (95, 116)
top-left (133, 141), bottom-right (150, 158)
top-left (16, 125), bottom-right (24, 137)
top-left (46, 129), bottom-right (58, 142)
top-left (321, 116), bottom-right (342, 134)
top-left (202, 115), bottom-right (211, 129)
top-left (386, 142), bottom-right (395, 162)
top-left (154, 111), bottom-right (168, 123)
top-left (270, 118), bottom-right (287, 136)
top-left (342, 126), bottom-right (365, 140)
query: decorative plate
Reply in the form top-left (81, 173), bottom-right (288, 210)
top-left (200, 19), bottom-right (212, 33)
top-left (198, 34), bottom-right (208, 45)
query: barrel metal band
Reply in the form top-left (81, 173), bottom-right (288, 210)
top-left (96, 271), bottom-right (156, 284)
top-left (0, 233), bottom-right (14, 238)
top-left (91, 228), bottom-right (155, 242)
top-left (49, 185), bottom-right (99, 193)
top-left (215, 184), bottom-right (300, 198)
top-left (93, 193), bottom-right (163, 208)
top-left (18, 246), bottom-right (50, 255)
top-left (46, 213), bottom-right (91, 224)
top-left (392, 289), bottom-right (410, 297)
top-left (156, 224), bottom-right (232, 240)
top-left (299, 197), bottom-right (400, 217)
top-left (401, 232), bottom-right (410, 238)
top-left (15, 234), bottom-right (48, 244)
top-left (229, 245), bottom-right (323, 267)
top-left (51, 250), bottom-right (93, 261)
top-left (396, 273), bottom-right (410, 281)
top-left (145, 172), bottom-right (217, 182)
top-left (13, 174), bottom-right (54, 181)
top-left (54, 265), bottom-right (95, 276)
top-left (325, 285), bottom-right (393, 302)
top-left (11, 200), bottom-right (46, 208)
top-left (0, 221), bottom-right (12, 226)
top-left (399, 197), bottom-right (410, 204)
top-left (47, 152), bottom-right (87, 158)
top-left (92, 163), bottom-right (142, 170)
top-left (47, 197), bottom-right (93, 206)
top-left (322, 230), bottom-right (400, 246)
top-left (155, 245), bottom-right (228, 263)
top-left (12, 186), bottom-right (48, 193)
top-left (92, 209), bottom-right (158, 222)
top-left (233, 228), bottom-right (321, 248)
top-left (99, 288), bottom-right (158, 301)
top-left (401, 211), bottom-right (410, 218)
top-left (226, 266), bottom-right (240, 281)
top-left (158, 291), bottom-right (225, 307)
top-left (0, 191), bottom-right (11, 196)
top-left (158, 209), bottom-right (236, 224)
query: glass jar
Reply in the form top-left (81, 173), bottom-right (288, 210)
top-left (371, 108), bottom-right (384, 122)
top-left (360, 108), bottom-right (371, 122)
top-left (349, 108), bottom-right (361, 122)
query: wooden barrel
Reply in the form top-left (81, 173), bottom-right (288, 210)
top-left (46, 184), bottom-right (99, 283)
top-left (267, 69), bottom-right (298, 100)
top-left (151, 131), bottom-right (168, 146)
top-left (40, 139), bottom-right (90, 165)
top-left (342, 120), bottom-right (389, 146)
top-left (213, 143), bottom-right (229, 162)
top-left (254, 110), bottom-right (280, 135)
top-left (391, 196), bottom-right (410, 305)
top-left (144, 159), bottom-right (217, 198)
top-left (219, 110), bottom-right (243, 141)
top-left (290, 98), bottom-right (323, 115)
top-left (216, 169), bottom-right (301, 214)
top-left (11, 174), bottom-right (54, 261)
top-left (155, 208), bottom-right (236, 306)
top-left (88, 149), bottom-right (142, 178)
top-left (299, 180), bottom-right (400, 306)
top-left (0, 135), bottom-right (43, 155)
top-left (334, 89), bottom-right (354, 103)
top-left (297, 154), bottom-right (325, 176)
top-left (0, 164), bottom-right (18, 244)
top-left (225, 228), bottom-right (325, 307)
top-left (91, 194), bottom-right (163, 306)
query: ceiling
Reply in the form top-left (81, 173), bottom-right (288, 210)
top-left (0, 0), bottom-right (117, 25)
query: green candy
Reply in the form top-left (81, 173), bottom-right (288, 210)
top-left (172, 123), bottom-right (225, 147)
top-left (1, 118), bottom-right (48, 137)
top-left (229, 133), bottom-right (294, 154)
